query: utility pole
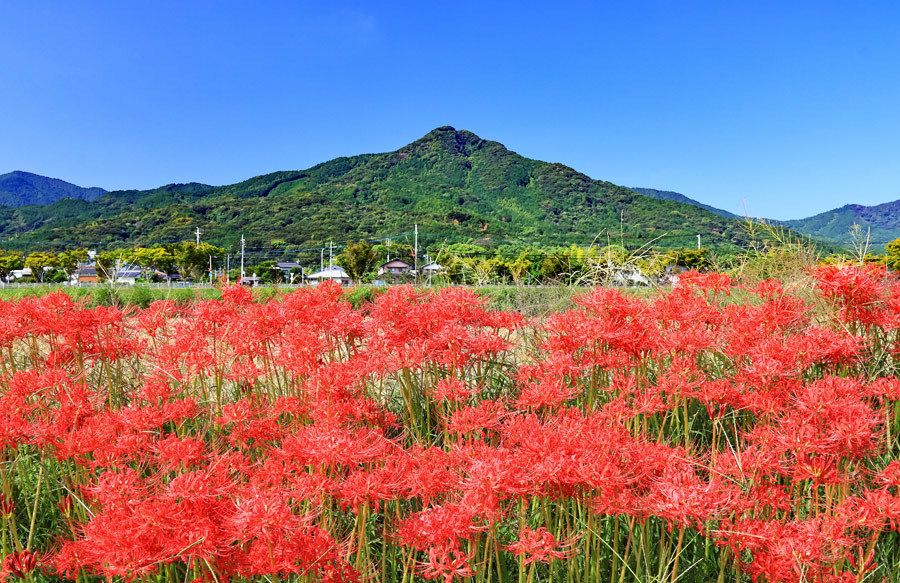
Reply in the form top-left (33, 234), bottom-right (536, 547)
top-left (195, 227), bottom-right (202, 246)
top-left (226, 255), bottom-right (230, 284)
top-left (329, 241), bottom-right (333, 268)
top-left (320, 248), bottom-right (324, 272)
top-left (240, 235), bottom-right (246, 279)
top-left (414, 224), bottom-right (418, 284)
top-left (697, 234), bottom-right (701, 250)
top-left (387, 237), bottom-right (391, 262)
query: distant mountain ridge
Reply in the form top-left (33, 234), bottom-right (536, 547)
top-left (782, 200), bottom-right (900, 244)
top-left (629, 187), bottom-right (741, 220)
top-left (0, 171), bottom-right (107, 207)
top-left (632, 185), bottom-right (900, 245)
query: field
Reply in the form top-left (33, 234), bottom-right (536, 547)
top-left (0, 285), bottom-right (588, 317)
top-left (1, 266), bottom-right (899, 583)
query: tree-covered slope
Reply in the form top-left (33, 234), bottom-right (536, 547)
top-left (782, 200), bottom-right (900, 244)
top-left (0, 127), bottom-right (762, 251)
top-left (0, 171), bottom-right (107, 207)
top-left (630, 187), bottom-right (741, 220)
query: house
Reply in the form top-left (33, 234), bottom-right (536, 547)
top-left (378, 259), bottom-right (413, 276)
top-left (114, 269), bottom-right (143, 286)
top-left (420, 262), bottom-right (443, 274)
top-left (10, 268), bottom-right (33, 281)
top-left (305, 265), bottom-right (352, 286)
top-left (75, 266), bottom-right (99, 285)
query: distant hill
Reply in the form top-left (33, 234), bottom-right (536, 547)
top-left (782, 200), bottom-right (900, 245)
top-left (0, 171), bottom-right (107, 207)
top-left (629, 187), bottom-right (741, 220)
top-left (0, 128), bottom-right (789, 253)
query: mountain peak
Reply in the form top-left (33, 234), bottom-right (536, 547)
top-left (402, 126), bottom-right (503, 159)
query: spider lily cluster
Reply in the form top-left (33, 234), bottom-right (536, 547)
top-left (0, 265), bottom-right (899, 583)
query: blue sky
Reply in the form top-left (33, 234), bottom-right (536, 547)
top-left (2, 1), bottom-right (899, 220)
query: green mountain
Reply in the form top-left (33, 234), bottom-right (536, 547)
top-left (782, 200), bottom-right (900, 245)
top-left (629, 187), bottom-right (741, 220)
top-left (0, 127), bottom-right (769, 253)
top-left (0, 171), bottom-right (107, 207)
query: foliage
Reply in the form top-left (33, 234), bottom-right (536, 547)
top-left (887, 237), bottom-right (900, 271)
top-left (0, 252), bottom-right (24, 281)
top-left (24, 252), bottom-right (59, 283)
top-left (336, 241), bottom-right (379, 283)
top-left (173, 241), bottom-right (225, 281)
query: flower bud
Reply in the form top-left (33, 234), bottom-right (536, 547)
top-left (3, 549), bottom-right (38, 579)
top-left (0, 493), bottom-right (14, 517)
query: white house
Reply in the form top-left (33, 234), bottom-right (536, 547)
top-left (114, 269), bottom-right (143, 286)
top-left (305, 265), bottom-right (352, 286)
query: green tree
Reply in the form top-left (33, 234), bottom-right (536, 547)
top-left (255, 261), bottom-right (281, 284)
top-left (174, 242), bottom-right (224, 281)
top-left (665, 248), bottom-right (712, 269)
top-left (25, 252), bottom-right (59, 283)
top-left (337, 241), bottom-right (378, 283)
top-left (0, 253), bottom-right (25, 282)
top-left (886, 237), bottom-right (900, 271)
top-left (507, 252), bottom-right (532, 286)
top-left (57, 248), bottom-right (90, 279)
top-left (132, 247), bottom-right (177, 280)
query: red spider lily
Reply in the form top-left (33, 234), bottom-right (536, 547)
top-left (2, 549), bottom-right (39, 580)
top-left (417, 544), bottom-right (475, 582)
top-left (813, 263), bottom-right (892, 327)
top-left (432, 378), bottom-right (471, 404)
top-left (505, 526), bottom-right (579, 564)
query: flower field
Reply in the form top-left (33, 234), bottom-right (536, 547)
top-left (1, 267), bottom-right (900, 583)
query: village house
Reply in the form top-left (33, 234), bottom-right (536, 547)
top-left (74, 266), bottom-right (99, 285)
top-left (305, 265), bottom-right (352, 286)
top-left (114, 269), bottom-right (143, 286)
top-left (378, 259), bottom-right (413, 276)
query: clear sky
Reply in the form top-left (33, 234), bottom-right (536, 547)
top-left (2, 1), bottom-right (899, 220)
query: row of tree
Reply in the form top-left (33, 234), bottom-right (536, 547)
top-left (2, 236), bottom-right (898, 286)
top-left (0, 242), bottom-right (225, 283)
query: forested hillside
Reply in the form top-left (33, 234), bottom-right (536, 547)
top-left (0, 128), bottom-right (765, 252)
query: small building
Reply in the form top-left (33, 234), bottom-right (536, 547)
top-left (75, 266), bottom-right (99, 285)
top-left (420, 262), bottom-right (443, 274)
top-left (305, 265), bottom-right (352, 286)
top-left (10, 268), bottom-right (33, 281)
top-left (115, 269), bottom-right (143, 286)
top-left (378, 259), bottom-right (413, 276)
top-left (240, 275), bottom-right (262, 287)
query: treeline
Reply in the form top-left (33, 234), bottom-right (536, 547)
top-left (2, 234), bottom-right (899, 286)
